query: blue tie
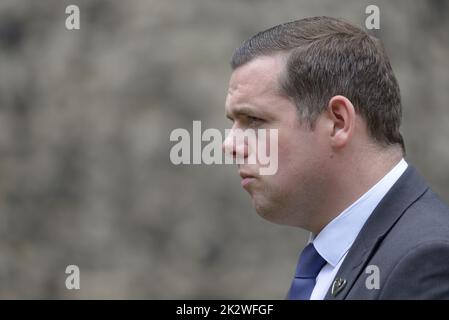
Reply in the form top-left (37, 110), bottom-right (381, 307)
top-left (287, 243), bottom-right (327, 300)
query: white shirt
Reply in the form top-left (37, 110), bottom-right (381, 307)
top-left (309, 158), bottom-right (408, 300)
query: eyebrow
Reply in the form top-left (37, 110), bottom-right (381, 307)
top-left (225, 104), bottom-right (262, 120)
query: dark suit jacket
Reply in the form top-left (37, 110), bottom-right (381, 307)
top-left (324, 164), bottom-right (449, 299)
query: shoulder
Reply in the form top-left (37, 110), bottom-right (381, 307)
top-left (374, 189), bottom-right (449, 298)
top-left (387, 188), bottom-right (449, 245)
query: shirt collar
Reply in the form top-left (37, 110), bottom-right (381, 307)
top-left (312, 158), bottom-right (408, 267)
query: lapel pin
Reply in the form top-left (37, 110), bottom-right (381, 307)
top-left (331, 277), bottom-right (347, 297)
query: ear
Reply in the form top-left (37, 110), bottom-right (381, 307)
top-left (326, 95), bottom-right (356, 148)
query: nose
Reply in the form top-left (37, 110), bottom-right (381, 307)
top-left (222, 129), bottom-right (249, 160)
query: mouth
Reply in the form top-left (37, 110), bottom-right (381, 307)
top-left (239, 171), bottom-right (257, 188)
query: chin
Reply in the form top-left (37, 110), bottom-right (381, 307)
top-left (252, 194), bottom-right (307, 227)
top-left (252, 197), bottom-right (289, 226)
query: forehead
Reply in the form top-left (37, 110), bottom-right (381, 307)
top-left (226, 55), bottom-right (287, 110)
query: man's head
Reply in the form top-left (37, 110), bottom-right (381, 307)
top-left (223, 17), bottom-right (404, 233)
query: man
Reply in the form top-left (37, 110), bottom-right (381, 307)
top-left (222, 16), bottom-right (449, 299)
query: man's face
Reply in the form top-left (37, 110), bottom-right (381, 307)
top-left (223, 55), bottom-right (329, 228)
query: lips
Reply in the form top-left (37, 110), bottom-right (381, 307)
top-left (239, 171), bottom-right (254, 179)
top-left (239, 171), bottom-right (256, 188)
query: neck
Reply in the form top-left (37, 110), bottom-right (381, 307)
top-left (310, 146), bottom-right (403, 234)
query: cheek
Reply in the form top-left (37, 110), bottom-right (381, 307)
top-left (266, 136), bottom-right (302, 187)
top-left (278, 129), bottom-right (306, 162)
top-left (276, 130), bottom-right (318, 180)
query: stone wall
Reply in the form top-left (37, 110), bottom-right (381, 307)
top-left (0, 0), bottom-right (448, 298)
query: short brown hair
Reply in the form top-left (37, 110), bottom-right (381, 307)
top-left (231, 16), bottom-right (405, 152)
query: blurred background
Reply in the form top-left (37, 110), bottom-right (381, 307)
top-left (0, 0), bottom-right (448, 299)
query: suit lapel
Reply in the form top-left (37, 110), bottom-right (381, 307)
top-left (324, 165), bottom-right (429, 300)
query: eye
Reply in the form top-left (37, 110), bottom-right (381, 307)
top-left (226, 116), bottom-right (234, 124)
top-left (247, 115), bottom-right (263, 126)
